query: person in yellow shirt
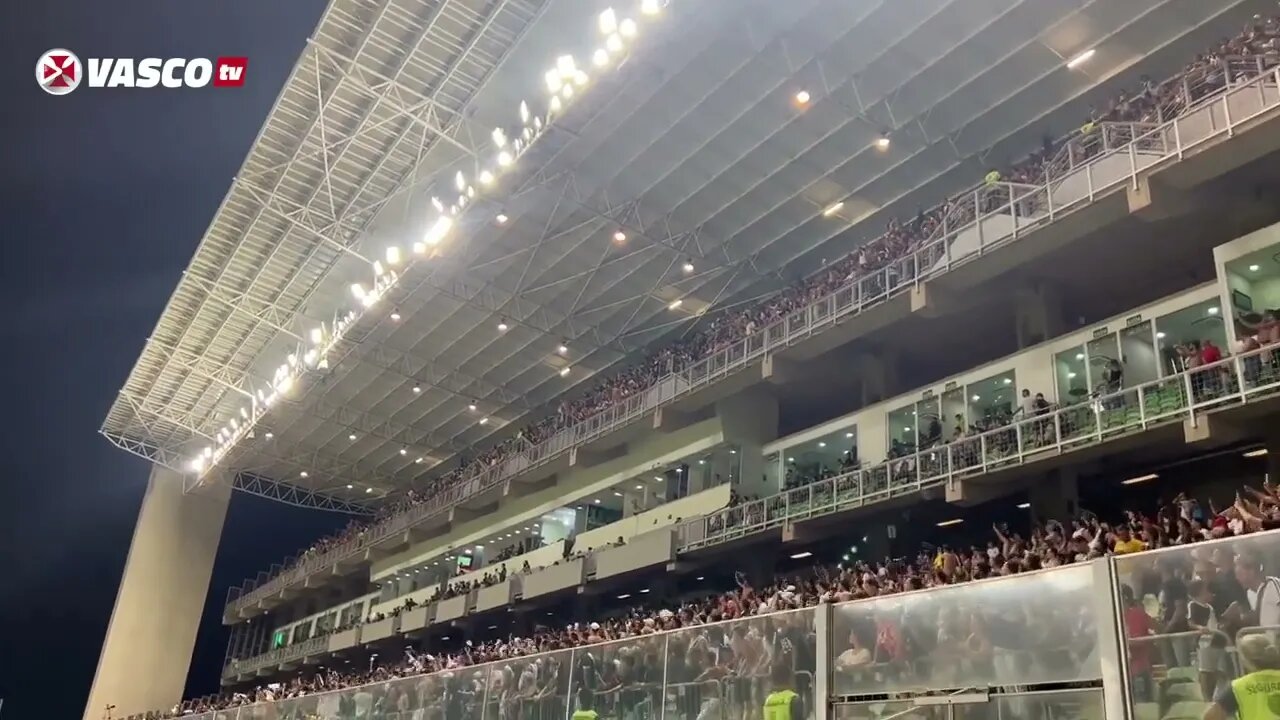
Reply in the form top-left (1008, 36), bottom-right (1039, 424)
top-left (1203, 634), bottom-right (1280, 720)
top-left (762, 661), bottom-right (802, 720)
top-left (1112, 525), bottom-right (1147, 555)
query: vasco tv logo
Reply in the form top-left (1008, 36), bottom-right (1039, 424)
top-left (36, 49), bottom-right (247, 95)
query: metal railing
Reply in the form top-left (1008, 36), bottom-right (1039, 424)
top-left (225, 55), bottom-right (1280, 616)
top-left (679, 343), bottom-right (1280, 551)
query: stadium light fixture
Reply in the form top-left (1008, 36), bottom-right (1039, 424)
top-left (348, 433), bottom-right (357, 441)
top-left (557, 341), bottom-right (569, 355)
top-left (598, 8), bottom-right (618, 34)
top-left (794, 89), bottom-right (810, 105)
top-left (346, 484), bottom-right (354, 489)
top-left (415, 457), bottom-right (424, 464)
top-left (822, 201), bottom-right (844, 217)
top-left (613, 230), bottom-right (627, 243)
top-left (1017, 502), bottom-right (1031, 509)
top-left (1122, 473), bottom-right (1159, 485)
top-left (1244, 448), bottom-right (1269, 458)
top-left (412, 384), bottom-right (422, 394)
top-left (936, 518), bottom-right (964, 527)
top-left (1250, 264), bottom-right (1260, 272)
top-left (560, 366), bottom-right (571, 377)
top-left (668, 298), bottom-right (683, 310)
top-left (299, 471), bottom-right (309, 478)
top-left (495, 213), bottom-right (509, 225)
top-left (1066, 48), bottom-right (1095, 70)
top-left (479, 417), bottom-right (490, 425)
top-left (497, 318), bottom-right (509, 332)
top-left (366, 488), bottom-right (374, 494)
top-left (399, 447), bottom-right (408, 456)
top-left (187, 0), bottom-right (668, 478)
top-left (682, 259), bottom-right (694, 274)
top-left (790, 551), bottom-right (812, 559)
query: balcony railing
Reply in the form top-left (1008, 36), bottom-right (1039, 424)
top-left (680, 343), bottom-right (1280, 551)
top-left (225, 56), bottom-right (1280, 616)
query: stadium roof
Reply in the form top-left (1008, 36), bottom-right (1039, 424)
top-left (101, 0), bottom-right (1274, 506)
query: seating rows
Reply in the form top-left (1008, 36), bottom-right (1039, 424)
top-left (226, 18), bottom-right (1280, 613)
top-left (162, 425), bottom-right (1280, 718)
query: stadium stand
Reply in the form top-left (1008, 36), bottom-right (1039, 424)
top-left (107, 8), bottom-right (1280, 720)
top-left (224, 13), bottom-right (1280, 612)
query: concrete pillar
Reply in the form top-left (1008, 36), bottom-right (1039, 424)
top-left (855, 352), bottom-right (898, 406)
top-left (717, 391), bottom-right (779, 499)
top-left (1014, 281), bottom-right (1066, 349)
top-left (1028, 468), bottom-right (1079, 525)
top-left (84, 466), bottom-right (232, 720)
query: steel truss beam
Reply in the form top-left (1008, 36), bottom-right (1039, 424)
top-left (136, 0), bottom-right (544, 464)
top-left (233, 472), bottom-right (374, 515)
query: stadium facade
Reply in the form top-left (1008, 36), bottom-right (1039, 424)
top-left (93, 0), bottom-right (1280, 719)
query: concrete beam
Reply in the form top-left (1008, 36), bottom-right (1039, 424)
top-left (449, 502), bottom-right (498, 524)
top-left (652, 405), bottom-right (698, 432)
top-left (1014, 280), bottom-right (1067, 349)
top-left (503, 474), bottom-right (556, 499)
top-left (761, 354), bottom-right (803, 385)
top-left (910, 281), bottom-right (953, 318)
top-left (1127, 176), bottom-right (1213, 222)
top-left (569, 444), bottom-right (628, 468)
top-left (945, 478), bottom-right (1004, 506)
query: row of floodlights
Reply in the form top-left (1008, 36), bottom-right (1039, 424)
top-left (188, 1), bottom-right (669, 476)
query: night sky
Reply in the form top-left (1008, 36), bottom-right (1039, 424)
top-left (0, 2), bottom-right (358, 717)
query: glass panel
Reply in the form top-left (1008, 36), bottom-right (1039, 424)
top-left (955, 689), bottom-right (1105, 720)
top-left (830, 563), bottom-right (1102, 696)
top-left (1120, 322), bottom-right (1160, 387)
top-left (966, 371), bottom-right (1017, 432)
top-left (673, 609), bottom-right (816, 720)
top-left (1114, 532), bottom-right (1280, 719)
top-left (1087, 332), bottom-right (1122, 395)
top-left (1155, 299), bottom-right (1230, 376)
top-left (568, 636), bottom-right (664, 719)
top-left (1054, 346), bottom-right (1089, 405)
top-left (486, 648), bottom-right (572, 720)
top-left (916, 397), bottom-right (942, 449)
top-left (835, 700), bottom-right (947, 720)
top-left (941, 388), bottom-right (966, 443)
top-left (887, 405), bottom-right (917, 457)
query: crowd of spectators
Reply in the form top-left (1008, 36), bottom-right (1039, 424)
top-left (168, 468), bottom-right (1280, 718)
top-left (238, 14), bottom-right (1280, 620)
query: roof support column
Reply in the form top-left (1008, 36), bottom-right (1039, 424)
top-left (83, 467), bottom-right (231, 720)
top-left (716, 390), bottom-right (779, 499)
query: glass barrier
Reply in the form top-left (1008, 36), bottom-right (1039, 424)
top-left (189, 609), bottom-right (817, 720)
top-left (833, 690), bottom-right (1102, 720)
top-left (830, 563), bottom-right (1102, 696)
top-left (1114, 531), bottom-right (1280, 720)
top-left (228, 55), bottom-right (1280, 617)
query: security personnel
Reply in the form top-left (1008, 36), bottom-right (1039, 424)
top-left (1204, 635), bottom-right (1280, 720)
top-left (572, 691), bottom-right (599, 720)
top-left (984, 168), bottom-right (1002, 186)
top-left (763, 661), bottom-right (802, 720)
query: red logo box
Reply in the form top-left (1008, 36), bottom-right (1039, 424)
top-left (214, 57), bottom-right (248, 87)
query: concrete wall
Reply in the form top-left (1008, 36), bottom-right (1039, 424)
top-left (573, 483), bottom-right (730, 553)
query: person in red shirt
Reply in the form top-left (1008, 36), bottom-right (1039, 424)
top-left (1122, 584), bottom-right (1156, 702)
top-left (1200, 339), bottom-right (1222, 365)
